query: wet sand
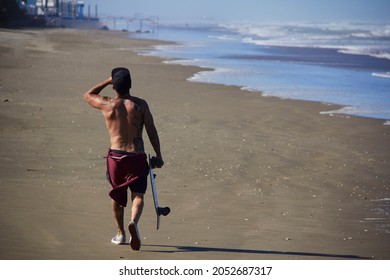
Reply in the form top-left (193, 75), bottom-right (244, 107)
top-left (0, 28), bottom-right (389, 260)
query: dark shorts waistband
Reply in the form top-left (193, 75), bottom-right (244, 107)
top-left (109, 149), bottom-right (138, 156)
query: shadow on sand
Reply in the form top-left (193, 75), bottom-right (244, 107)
top-left (141, 244), bottom-right (370, 259)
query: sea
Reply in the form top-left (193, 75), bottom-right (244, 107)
top-left (124, 20), bottom-right (390, 233)
top-left (121, 20), bottom-right (390, 124)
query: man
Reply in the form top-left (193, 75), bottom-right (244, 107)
top-left (83, 67), bottom-right (163, 251)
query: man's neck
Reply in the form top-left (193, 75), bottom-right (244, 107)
top-left (117, 93), bottom-right (131, 99)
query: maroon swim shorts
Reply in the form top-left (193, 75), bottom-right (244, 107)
top-left (106, 149), bottom-right (148, 207)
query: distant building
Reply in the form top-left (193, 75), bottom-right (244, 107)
top-left (18, 0), bottom-right (101, 29)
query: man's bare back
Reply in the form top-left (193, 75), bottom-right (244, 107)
top-left (83, 76), bottom-right (163, 166)
top-left (102, 95), bottom-right (148, 153)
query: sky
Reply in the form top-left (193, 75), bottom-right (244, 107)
top-left (84, 0), bottom-right (390, 23)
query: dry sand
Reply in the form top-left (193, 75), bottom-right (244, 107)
top-left (0, 28), bottom-right (389, 260)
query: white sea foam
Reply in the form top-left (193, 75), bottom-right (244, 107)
top-left (241, 86), bottom-right (261, 93)
top-left (365, 218), bottom-right (389, 221)
top-left (371, 198), bottom-right (390, 202)
top-left (188, 67), bottom-right (241, 84)
top-left (372, 72), bottom-right (390, 78)
top-left (339, 48), bottom-right (390, 60)
top-left (320, 106), bottom-right (390, 122)
top-left (208, 34), bottom-right (239, 41)
top-left (163, 58), bottom-right (202, 65)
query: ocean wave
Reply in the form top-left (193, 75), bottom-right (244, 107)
top-left (133, 23), bottom-right (390, 122)
top-left (372, 72), bottom-right (390, 78)
top-left (222, 21), bottom-right (390, 60)
top-left (338, 47), bottom-right (390, 60)
top-left (208, 34), bottom-right (239, 41)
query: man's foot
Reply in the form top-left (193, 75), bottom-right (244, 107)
top-left (128, 221), bottom-right (141, 251)
top-left (111, 234), bottom-right (126, 245)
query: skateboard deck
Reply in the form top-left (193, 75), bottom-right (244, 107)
top-left (148, 154), bottom-right (170, 230)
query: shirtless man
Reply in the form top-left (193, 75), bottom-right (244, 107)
top-left (83, 67), bottom-right (163, 251)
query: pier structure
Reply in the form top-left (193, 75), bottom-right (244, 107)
top-left (100, 16), bottom-right (159, 33)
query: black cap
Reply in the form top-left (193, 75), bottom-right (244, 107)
top-left (111, 67), bottom-right (131, 94)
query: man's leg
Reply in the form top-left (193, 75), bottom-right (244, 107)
top-left (111, 200), bottom-right (126, 244)
top-left (128, 192), bottom-right (144, 250)
top-left (131, 192), bottom-right (144, 223)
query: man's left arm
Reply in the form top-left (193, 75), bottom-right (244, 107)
top-left (83, 77), bottom-right (112, 109)
top-left (144, 103), bottom-right (164, 168)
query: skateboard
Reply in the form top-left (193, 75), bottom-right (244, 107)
top-left (148, 154), bottom-right (170, 230)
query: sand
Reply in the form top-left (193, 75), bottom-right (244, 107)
top-left (0, 28), bottom-right (389, 260)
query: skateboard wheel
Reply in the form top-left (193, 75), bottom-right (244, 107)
top-left (158, 207), bottom-right (170, 216)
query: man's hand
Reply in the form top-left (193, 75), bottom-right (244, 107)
top-left (151, 156), bottom-right (164, 169)
top-left (84, 77), bottom-right (112, 96)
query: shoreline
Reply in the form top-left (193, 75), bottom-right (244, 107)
top-left (129, 28), bottom-right (390, 123)
top-left (0, 28), bottom-right (389, 260)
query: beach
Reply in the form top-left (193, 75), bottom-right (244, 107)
top-left (0, 28), bottom-right (389, 260)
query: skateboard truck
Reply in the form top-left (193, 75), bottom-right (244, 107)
top-left (157, 207), bottom-right (171, 216)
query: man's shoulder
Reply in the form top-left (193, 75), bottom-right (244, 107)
top-left (130, 96), bottom-right (149, 108)
top-left (130, 95), bottom-right (146, 102)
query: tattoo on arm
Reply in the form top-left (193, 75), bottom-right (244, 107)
top-left (100, 96), bottom-right (111, 106)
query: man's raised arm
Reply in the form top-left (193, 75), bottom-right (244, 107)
top-left (83, 77), bottom-right (112, 109)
